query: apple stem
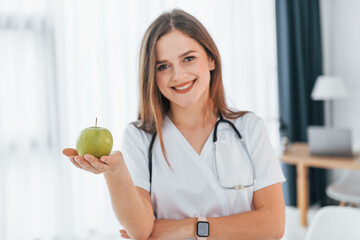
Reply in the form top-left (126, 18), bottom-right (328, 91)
top-left (95, 118), bottom-right (98, 128)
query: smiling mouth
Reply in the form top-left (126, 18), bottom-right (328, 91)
top-left (171, 79), bottom-right (196, 90)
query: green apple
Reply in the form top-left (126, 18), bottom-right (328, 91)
top-left (76, 118), bottom-right (113, 158)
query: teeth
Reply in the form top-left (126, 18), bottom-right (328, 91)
top-left (174, 81), bottom-right (194, 90)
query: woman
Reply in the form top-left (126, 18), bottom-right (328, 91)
top-left (63, 9), bottom-right (286, 240)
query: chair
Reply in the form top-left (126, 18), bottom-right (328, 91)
top-left (326, 170), bottom-right (360, 206)
top-left (304, 206), bottom-right (360, 240)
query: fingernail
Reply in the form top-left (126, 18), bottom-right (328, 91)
top-left (75, 157), bottom-right (79, 162)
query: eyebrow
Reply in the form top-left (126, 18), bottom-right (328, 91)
top-left (156, 50), bottom-right (197, 65)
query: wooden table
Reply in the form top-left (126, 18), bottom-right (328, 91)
top-left (280, 143), bottom-right (360, 227)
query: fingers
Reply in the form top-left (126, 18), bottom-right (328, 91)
top-left (73, 155), bottom-right (102, 174)
top-left (84, 154), bottom-right (110, 172)
top-left (69, 156), bottom-right (82, 169)
top-left (120, 229), bottom-right (131, 239)
top-left (99, 155), bottom-right (111, 165)
top-left (63, 148), bottom-right (78, 157)
top-left (103, 150), bottom-right (123, 165)
top-left (66, 149), bottom-right (122, 175)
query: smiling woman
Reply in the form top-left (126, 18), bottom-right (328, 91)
top-left (62, 8), bottom-right (285, 240)
top-left (0, 1), bottom-right (279, 239)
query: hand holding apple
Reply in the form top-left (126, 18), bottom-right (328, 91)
top-left (63, 119), bottom-right (125, 175)
top-left (76, 118), bottom-right (113, 158)
top-left (63, 148), bottom-right (124, 175)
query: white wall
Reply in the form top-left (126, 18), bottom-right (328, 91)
top-left (320, 0), bottom-right (360, 181)
top-left (321, 0), bottom-right (360, 149)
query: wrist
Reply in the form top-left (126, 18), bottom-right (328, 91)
top-left (103, 166), bottom-right (124, 180)
top-left (103, 170), bottom-right (120, 178)
top-left (103, 157), bottom-right (126, 177)
top-left (182, 218), bottom-right (197, 239)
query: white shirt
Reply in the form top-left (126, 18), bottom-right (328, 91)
top-left (121, 112), bottom-right (285, 220)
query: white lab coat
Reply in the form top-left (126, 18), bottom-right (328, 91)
top-left (121, 112), bottom-right (285, 220)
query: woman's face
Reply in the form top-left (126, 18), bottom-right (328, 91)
top-left (155, 29), bottom-right (215, 110)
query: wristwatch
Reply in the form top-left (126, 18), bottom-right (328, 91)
top-left (196, 216), bottom-right (209, 239)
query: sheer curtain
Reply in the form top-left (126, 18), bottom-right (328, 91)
top-left (0, 0), bottom-right (278, 239)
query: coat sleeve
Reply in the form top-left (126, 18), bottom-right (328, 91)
top-left (241, 113), bottom-right (286, 191)
top-left (120, 123), bottom-right (151, 192)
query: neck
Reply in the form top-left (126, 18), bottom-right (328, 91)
top-left (168, 98), bottom-right (217, 129)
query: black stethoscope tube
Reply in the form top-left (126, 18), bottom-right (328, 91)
top-left (148, 113), bottom-right (256, 191)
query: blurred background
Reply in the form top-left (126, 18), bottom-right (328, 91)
top-left (0, 0), bottom-right (359, 239)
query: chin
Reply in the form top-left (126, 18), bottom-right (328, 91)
top-left (175, 96), bottom-right (204, 109)
top-left (169, 88), bottom-right (209, 109)
top-left (173, 101), bottom-right (197, 109)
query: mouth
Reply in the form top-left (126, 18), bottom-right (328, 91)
top-left (171, 79), bottom-right (196, 94)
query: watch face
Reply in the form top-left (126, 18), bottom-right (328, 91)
top-left (197, 221), bottom-right (209, 237)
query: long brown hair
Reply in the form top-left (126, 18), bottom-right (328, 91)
top-left (136, 9), bottom-right (248, 168)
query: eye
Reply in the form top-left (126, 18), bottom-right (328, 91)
top-left (157, 64), bottom-right (168, 71)
top-left (184, 56), bottom-right (195, 62)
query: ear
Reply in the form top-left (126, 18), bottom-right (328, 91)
top-left (208, 57), bottom-right (215, 71)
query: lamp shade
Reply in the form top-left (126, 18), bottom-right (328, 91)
top-left (311, 76), bottom-right (348, 100)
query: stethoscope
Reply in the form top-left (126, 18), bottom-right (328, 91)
top-left (148, 113), bottom-right (257, 193)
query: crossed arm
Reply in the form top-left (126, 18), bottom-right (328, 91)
top-left (120, 182), bottom-right (285, 240)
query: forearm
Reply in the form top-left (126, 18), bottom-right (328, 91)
top-left (184, 209), bottom-right (284, 240)
top-left (208, 208), bottom-right (284, 240)
top-left (104, 160), bottom-right (154, 240)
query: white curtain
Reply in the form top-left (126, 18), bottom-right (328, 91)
top-left (0, 0), bottom-right (279, 239)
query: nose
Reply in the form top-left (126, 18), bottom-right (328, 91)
top-left (172, 64), bottom-right (188, 81)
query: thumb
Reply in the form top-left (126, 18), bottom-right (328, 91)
top-left (63, 148), bottom-right (78, 157)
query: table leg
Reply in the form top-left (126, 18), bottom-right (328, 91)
top-left (297, 164), bottom-right (308, 227)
